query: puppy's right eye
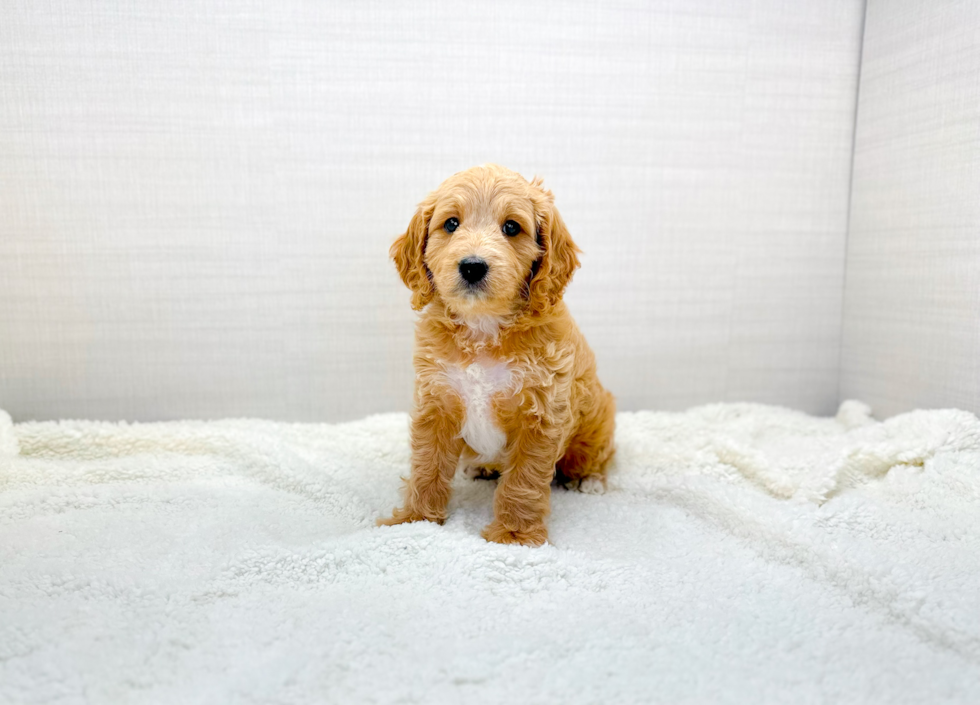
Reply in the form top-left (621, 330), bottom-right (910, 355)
top-left (444, 218), bottom-right (459, 233)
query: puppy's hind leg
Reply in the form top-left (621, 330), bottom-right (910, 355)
top-left (457, 446), bottom-right (501, 481)
top-left (462, 465), bottom-right (501, 481)
top-left (556, 389), bottom-right (616, 495)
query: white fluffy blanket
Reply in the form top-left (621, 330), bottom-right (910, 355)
top-left (2, 401), bottom-right (980, 704)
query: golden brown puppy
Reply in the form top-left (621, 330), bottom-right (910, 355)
top-left (379, 164), bottom-right (615, 546)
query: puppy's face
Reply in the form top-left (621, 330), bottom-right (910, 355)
top-left (424, 169), bottom-right (541, 318)
top-left (392, 165), bottom-right (580, 320)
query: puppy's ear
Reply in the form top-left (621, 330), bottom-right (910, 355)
top-left (527, 183), bottom-right (581, 315)
top-left (390, 199), bottom-right (435, 310)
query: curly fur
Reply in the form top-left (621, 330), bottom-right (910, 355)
top-left (379, 165), bottom-right (615, 546)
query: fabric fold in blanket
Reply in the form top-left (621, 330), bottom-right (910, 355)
top-left (1, 401), bottom-right (979, 703)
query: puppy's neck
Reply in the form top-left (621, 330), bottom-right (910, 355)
top-left (453, 313), bottom-right (504, 343)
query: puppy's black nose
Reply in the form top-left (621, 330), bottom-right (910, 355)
top-left (458, 257), bottom-right (489, 284)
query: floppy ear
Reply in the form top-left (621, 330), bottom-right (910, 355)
top-left (390, 199), bottom-right (435, 311)
top-left (527, 187), bottom-right (581, 315)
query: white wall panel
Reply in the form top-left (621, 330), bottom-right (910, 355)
top-left (0, 0), bottom-right (864, 421)
top-left (841, 0), bottom-right (980, 417)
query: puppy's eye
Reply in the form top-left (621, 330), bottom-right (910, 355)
top-left (502, 220), bottom-right (521, 237)
top-left (444, 218), bottom-right (459, 233)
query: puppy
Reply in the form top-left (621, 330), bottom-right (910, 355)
top-left (379, 165), bottom-right (615, 546)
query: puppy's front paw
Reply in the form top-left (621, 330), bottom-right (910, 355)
top-left (578, 475), bottom-right (606, 495)
top-left (481, 520), bottom-right (548, 546)
top-left (376, 507), bottom-right (444, 527)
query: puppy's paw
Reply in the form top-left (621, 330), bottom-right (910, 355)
top-left (578, 475), bottom-right (607, 495)
top-left (462, 465), bottom-right (500, 481)
top-left (481, 520), bottom-right (548, 547)
top-left (376, 507), bottom-right (444, 527)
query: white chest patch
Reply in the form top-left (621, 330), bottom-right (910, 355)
top-left (445, 360), bottom-right (513, 462)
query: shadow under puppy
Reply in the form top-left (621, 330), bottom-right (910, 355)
top-left (379, 164), bottom-right (615, 546)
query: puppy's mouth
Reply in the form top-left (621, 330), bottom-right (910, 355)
top-left (457, 278), bottom-right (489, 296)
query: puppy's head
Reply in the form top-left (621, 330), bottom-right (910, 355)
top-left (391, 164), bottom-right (580, 321)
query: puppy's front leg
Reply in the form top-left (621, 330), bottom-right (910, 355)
top-left (378, 394), bottom-right (464, 527)
top-left (482, 414), bottom-right (560, 547)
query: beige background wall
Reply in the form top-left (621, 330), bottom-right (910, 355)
top-left (2, 1), bottom-right (865, 421)
top-left (841, 0), bottom-right (980, 418)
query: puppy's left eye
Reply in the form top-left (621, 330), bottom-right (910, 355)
top-left (502, 220), bottom-right (521, 237)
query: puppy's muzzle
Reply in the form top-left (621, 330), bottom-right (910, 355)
top-left (458, 257), bottom-right (489, 286)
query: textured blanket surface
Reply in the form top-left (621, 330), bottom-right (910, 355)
top-left (2, 401), bottom-right (979, 704)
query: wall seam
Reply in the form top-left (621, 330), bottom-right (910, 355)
top-left (836, 0), bottom-right (870, 411)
